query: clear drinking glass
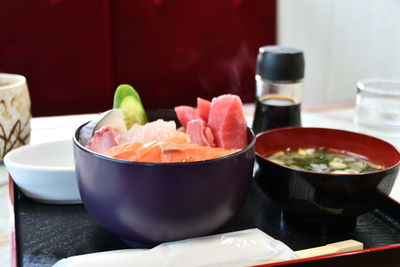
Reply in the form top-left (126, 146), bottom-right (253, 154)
top-left (354, 79), bottom-right (400, 134)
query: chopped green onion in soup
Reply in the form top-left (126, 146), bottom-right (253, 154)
top-left (266, 148), bottom-right (384, 174)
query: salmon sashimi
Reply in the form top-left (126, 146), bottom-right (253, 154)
top-left (103, 131), bottom-right (238, 163)
top-left (161, 143), bottom-right (238, 162)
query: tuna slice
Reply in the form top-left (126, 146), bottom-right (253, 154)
top-left (186, 118), bottom-right (215, 147)
top-left (174, 106), bottom-right (200, 127)
top-left (197, 97), bottom-right (211, 121)
top-left (208, 94), bottom-right (247, 150)
top-left (87, 126), bottom-right (124, 154)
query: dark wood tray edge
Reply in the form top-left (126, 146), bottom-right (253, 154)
top-left (9, 177), bottom-right (400, 267)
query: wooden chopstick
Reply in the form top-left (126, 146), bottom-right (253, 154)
top-left (252, 239), bottom-right (363, 266)
top-left (295, 239), bottom-right (363, 259)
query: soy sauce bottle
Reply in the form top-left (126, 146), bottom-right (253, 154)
top-left (252, 46), bottom-right (305, 134)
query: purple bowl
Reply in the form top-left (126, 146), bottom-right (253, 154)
top-left (73, 117), bottom-right (255, 244)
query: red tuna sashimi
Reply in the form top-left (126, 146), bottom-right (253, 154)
top-left (186, 119), bottom-right (215, 147)
top-left (174, 106), bottom-right (200, 127)
top-left (208, 94), bottom-right (247, 150)
top-left (87, 126), bottom-right (124, 153)
top-left (197, 97), bottom-right (211, 121)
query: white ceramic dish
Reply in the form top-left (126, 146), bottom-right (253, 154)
top-left (4, 139), bottom-right (81, 204)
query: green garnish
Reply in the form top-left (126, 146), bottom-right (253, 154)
top-left (113, 84), bottom-right (148, 129)
top-left (266, 147), bottom-right (384, 174)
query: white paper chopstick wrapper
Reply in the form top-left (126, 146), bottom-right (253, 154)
top-left (53, 228), bottom-right (296, 267)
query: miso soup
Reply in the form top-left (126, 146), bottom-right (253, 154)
top-left (266, 147), bottom-right (384, 174)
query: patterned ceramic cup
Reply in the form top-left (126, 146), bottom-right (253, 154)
top-left (0, 73), bottom-right (31, 159)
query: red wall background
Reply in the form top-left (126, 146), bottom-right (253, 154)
top-left (0, 0), bottom-right (276, 116)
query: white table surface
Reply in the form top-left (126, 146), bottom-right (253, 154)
top-left (0, 106), bottom-right (399, 267)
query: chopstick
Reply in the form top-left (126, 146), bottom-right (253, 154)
top-left (295, 239), bottom-right (363, 259)
top-left (252, 239), bottom-right (363, 266)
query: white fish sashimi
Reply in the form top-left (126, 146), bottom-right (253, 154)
top-left (124, 119), bottom-right (178, 143)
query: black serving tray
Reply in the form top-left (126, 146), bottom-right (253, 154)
top-left (11, 173), bottom-right (400, 267)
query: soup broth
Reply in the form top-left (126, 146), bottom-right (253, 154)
top-left (266, 147), bottom-right (384, 174)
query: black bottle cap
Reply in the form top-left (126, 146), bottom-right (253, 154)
top-left (256, 46), bottom-right (305, 82)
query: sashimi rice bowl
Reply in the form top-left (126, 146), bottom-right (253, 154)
top-left (72, 86), bottom-right (256, 244)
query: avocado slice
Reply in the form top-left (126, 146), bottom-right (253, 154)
top-left (113, 84), bottom-right (148, 129)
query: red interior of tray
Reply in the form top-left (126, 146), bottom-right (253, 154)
top-left (9, 176), bottom-right (17, 267)
top-left (253, 244), bottom-right (400, 266)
